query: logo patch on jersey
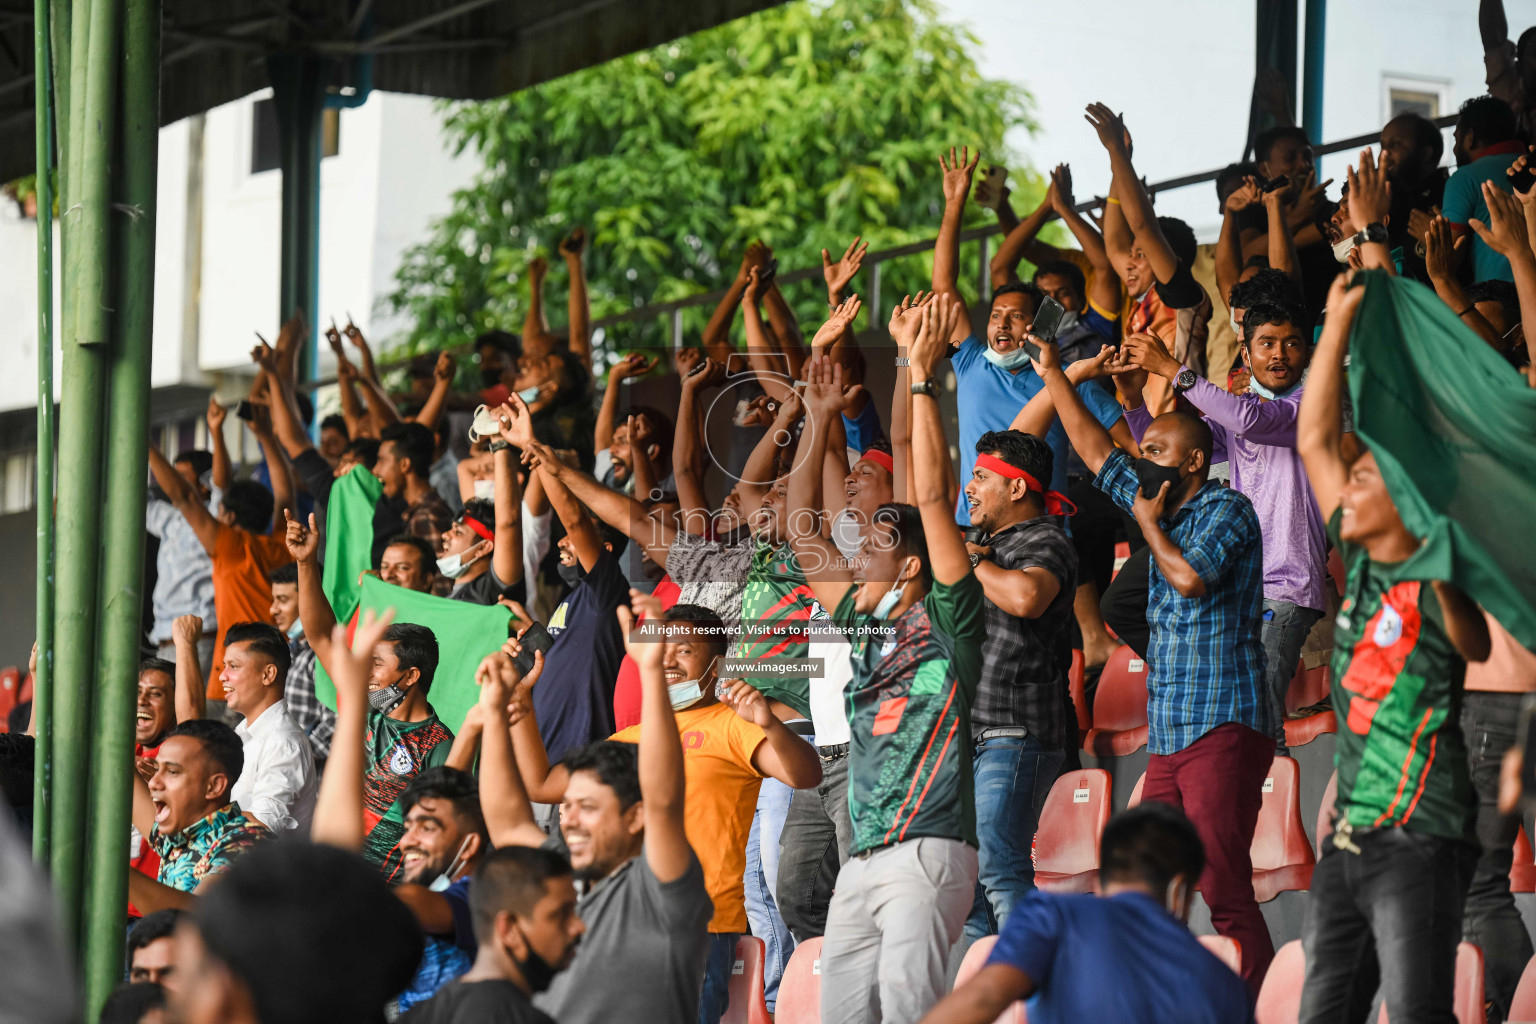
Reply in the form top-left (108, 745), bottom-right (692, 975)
top-left (389, 743), bottom-right (412, 775)
top-left (1372, 604), bottom-right (1403, 648)
top-left (880, 638), bottom-right (898, 658)
top-left (548, 602), bottom-right (569, 632)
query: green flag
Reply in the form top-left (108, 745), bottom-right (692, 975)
top-left (1348, 270), bottom-right (1536, 648)
top-left (314, 574), bottom-right (512, 734)
top-left (322, 464), bottom-right (383, 624)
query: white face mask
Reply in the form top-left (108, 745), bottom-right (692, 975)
top-left (1229, 309), bottom-right (1242, 334)
top-left (982, 345), bottom-right (1032, 370)
top-left (1057, 310), bottom-right (1080, 332)
top-left (1332, 237), bottom-right (1356, 264)
top-left (517, 385), bottom-right (543, 404)
top-left (437, 544), bottom-right (486, 580)
top-left (871, 574), bottom-right (909, 620)
top-left (285, 618), bottom-right (304, 640)
top-left (667, 678), bottom-right (708, 709)
top-left (473, 478), bottom-right (495, 501)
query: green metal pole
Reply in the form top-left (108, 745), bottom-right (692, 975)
top-left (1302, 0), bottom-right (1327, 144)
top-left (50, 0), bottom-right (119, 945)
top-left (32, 0), bottom-right (57, 869)
top-left (81, 0), bottom-right (156, 1010)
top-left (269, 54), bottom-right (324, 378)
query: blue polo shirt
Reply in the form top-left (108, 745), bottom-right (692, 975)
top-left (988, 890), bottom-right (1253, 1024)
top-left (952, 333), bottom-right (1125, 526)
top-left (1442, 143), bottom-right (1525, 285)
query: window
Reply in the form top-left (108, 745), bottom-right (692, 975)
top-left (1382, 75), bottom-right (1451, 125)
top-left (250, 98), bottom-right (341, 175)
top-left (1390, 88), bottom-right (1439, 119)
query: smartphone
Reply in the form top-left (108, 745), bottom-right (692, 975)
top-left (512, 622), bottom-right (554, 676)
top-left (234, 400), bottom-right (255, 422)
top-left (1259, 174), bottom-right (1291, 195)
top-left (1030, 296), bottom-right (1067, 345)
top-left (976, 165), bottom-right (1008, 209)
top-left (1511, 163), bottom-right (1536, 196)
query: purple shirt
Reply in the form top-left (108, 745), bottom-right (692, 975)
top-left (1126, 378), bottom-right (1327, 611)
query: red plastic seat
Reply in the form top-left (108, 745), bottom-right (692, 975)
top-left (1033, 769), bottom-right (1111, 893)
top-left (1252, 756), bottom-right (1315, 902)
top-left (1513, 827), bottom-right (1536, 895)
top-left (1315, 771), bottom-right (1338, 860)
top-left (1114, 540), bottom-right (1131, 562)
top-left (1511, 952), bottom-right (1536, 1020)
top-left (0, 667), bottom-right (20, 731)
top-left (954, 937), bottom-right (1027, 1023)
top-left (1127, 772), bottom-right (1146, 808)
top-left (723, 935), bottom-right (772, 1024)
top-left (1068, 649), bottom-right (1091, 736)
top-left (1378, 943), bottom-right (1484, 1024)
top-left (1199, 934), bottom-right (1243, 975)
top-left (775, 937), bottom-right (822, 1024)
top-left (1081, 647), bottom-right (1148, 756)
top-left (1256, 939), bottom-right (1305, 1024)
top-left (1283, 708), bottom-right (1336, 748)
top-left (1285, 660), bottom-right (1330, 714)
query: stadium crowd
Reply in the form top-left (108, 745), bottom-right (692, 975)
top-left (13, 4), bottom-right (1536, 1022)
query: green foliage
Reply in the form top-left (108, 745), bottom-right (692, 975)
top-left (384, 0), bottom-right (1040, 365)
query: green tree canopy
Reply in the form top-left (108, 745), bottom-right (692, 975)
top-left (384, 0), bottom-right (1040, 365)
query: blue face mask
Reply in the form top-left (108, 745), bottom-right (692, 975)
top-left (871, 573), bottom-right (910, 620)
top-left (1247, 365), bottom-right (1307, 401)
top-left (982, 345), bottom-right (1032, 370)
top-left (285, 619), bottom-right (304, 640)
top-left (517, 385), bottom-right (543, 405)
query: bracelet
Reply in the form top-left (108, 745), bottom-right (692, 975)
top-left (1456, 306), bottom-right (1475, 318)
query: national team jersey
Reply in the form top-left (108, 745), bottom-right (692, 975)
top-left (834, 573), bottom-right (986, 855)
top-left (362, 708), bottom-right (454, 877)
top-left (1327, 512), bottom-right (1472, 841)
top-left (728, 541), bottom-right (815, 717)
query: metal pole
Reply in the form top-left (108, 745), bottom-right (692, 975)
top-left (32, 0), bottom-right (56, 870)
top-left (81, 0), bottom-right (156, 1009)
top-left (1302, 0), bottom-right (1327, 143)
top-left (50, 0), bottom-right (119, 944)
top-left (269, 54), bottom-right (325, 378)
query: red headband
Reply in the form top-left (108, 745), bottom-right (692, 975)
top-left (974, 453), bottom-right (1077, 516)
top-left (460, 514), bottom-right (495, 543)
top-left (859, 448), bottom-right (895, 474)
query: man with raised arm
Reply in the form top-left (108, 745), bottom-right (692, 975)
top-left (1295, 274), bottom-right (1488, 1023)
top-left (788, 296), bottom-right (987, 1024)
top-left (1038, 331), bottom-right (1276, 994)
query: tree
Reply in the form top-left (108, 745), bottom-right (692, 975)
top-left (384, 0), bottom-right (1040, 366)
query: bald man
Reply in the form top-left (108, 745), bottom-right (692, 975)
top-left (1034, 339), bottom-right (1277, 995)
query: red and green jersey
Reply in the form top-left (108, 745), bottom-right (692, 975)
top-left (728, 541), bottom-right (814, 717)
top-left (834, 573), bottom-right (986, 856)
top-left (361, 707), bottom-right (454, 878)
top-left (1328, 512), bottom-right (1471, 841)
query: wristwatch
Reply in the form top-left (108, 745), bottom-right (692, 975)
top-left (1172, 367), bottom-right (1198, 393)
top-left (488, 439), bottom-right (512, 453)
top-left (968, 551), bottom-right (982, 568)
top-left (1354, 222), bottom-right (1388, 246)
top-left (910, 379), bottom-right (939, 399)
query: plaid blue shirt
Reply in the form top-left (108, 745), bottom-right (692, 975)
top-left (1094, 450), bottom-right (1275, 754)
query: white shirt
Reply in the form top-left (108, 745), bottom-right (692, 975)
top-left (232, 700), bottom-right (318, 836)
top-left (523, 504), bottom-right (556, 620)
top-left (807, 602), bottom-right (853, 746)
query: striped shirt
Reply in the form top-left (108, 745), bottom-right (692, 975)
top-left (1094, 451), bottom-right (1275, 754)
top-left (284, 637), bottom-right (336, 761)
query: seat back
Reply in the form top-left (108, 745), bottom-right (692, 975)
top-left (1251, 757), bottom-right (1315, 883)
top-left (1033, 769), bottom-right (1111, 889)
top-left (1127, 772), bottom-right (1146, 808)
top-left (1089, 646), bottom-right (1149, 733)
top-left (1285, 661), bottom-right (1330, 714)
top-left (1068, 649), bottom-right (1091, 734)
top-left (1512, 826), bottom-right (1536, 894)
top-left (0, 667), bottom-right (20, 731)
top-left (1378, 942), bottom-right (1484, 1024)
top-left (954, 937), bottom-right (1027, 1024)
top-left (723, 936), bottom-right (771, 1024)
top-left (1199, 934), bottom-right (1243, 975)
top-left (1511, 950), bottom-right (1536, 1020)
top-left (1315, 770), bottom-right (1338, 860)
top-left (775, 937), bottom-right (822, 1024)
top-left (1255, 939), bottom-right (1305, 1024)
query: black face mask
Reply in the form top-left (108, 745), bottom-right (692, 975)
top-left (557, 560), bottom-right (585, 587)
top-left (513, 931), bottom-right (560, 994)
top-left (368, 675), bottom-right (409, 715)
top-left (1132, 458), bottom-right (1184, 500)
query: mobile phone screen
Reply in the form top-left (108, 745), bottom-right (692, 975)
top-left (1030, 296), bottom-right (1066, 345)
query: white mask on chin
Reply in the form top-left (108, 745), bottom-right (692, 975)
top-left (982, 345), bottom-right (1032, 370)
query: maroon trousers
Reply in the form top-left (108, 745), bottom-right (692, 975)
top-left (1142, 721), bottom-right (1276, 995)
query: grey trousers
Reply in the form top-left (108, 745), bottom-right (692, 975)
top-left (819, 837), bottom-right (978, 1024)
top-left (777, 749), bottom-right (853, 941)
top-left (1262, 599), bottom-right (1323, 751)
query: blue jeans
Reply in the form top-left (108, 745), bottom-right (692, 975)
top-left (744, 774), bottom-right (797, 1011)
top-left (698, 931), bottom-right (740, 1024)
top-left (965, 732), bottom-right (1064, 940)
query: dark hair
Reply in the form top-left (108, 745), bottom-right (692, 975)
top-left (1389, 112), bottom-right (1445, 165)
top-left (0, 734), bottom-right (34, 810)
top-left (596, 520), bottom-right (629, 559)
top-left (460, 498), bottom-right (496, 540)
top-left (871, 502), bottom-right (932, 592)
top-left (643, 491), bottom-right (681, 510)
top-left (98, 982), bottom-right (166, 1024)
top-left (269, 562), bottom-right (298, 587)
top-left (1465, 278), bottom-right (1521, 327)
top-left (1157, 217), bottom-right (1198, 268)
top-left (1215, 161), bottom-right (1260, 204)
top-left (139, 657), bottom-right (176, 681)
top-left (1241, 301), bottom-right (1310, 345)
top-left (380, 423), bottom-right (435, 480)
top-left (1228, 267), bottom-right (1304, 313)
top-left (1032, 260), bottom-right (1087, 301)
top-left (1253, 125), bottom-right (1313, 165)
top-left (989, 280), bottom-right (1043, 316)
top-left (174, 450), bottom-right (213, 479)
top-left (551, 347), bottom-right (592, 400)
top-left (294, 390), bottom-right (315, 430)
top-left (194, 842), bottom-right (423, 1024)
top-left (381, 533), bottom-right (437, 571)
top-left (1458, 95), bottom-right (1518, 147)
top-left (127, 909), bottom-right (186, 959)
top-left (662, 603), bottom-right (730, 657)
top-left (563, 741), bottom-right (641, 811)
top-left (402, 766), bottom-right (487, 843)
top-left (382, 622), bottom-right (439, 694)
top-left (319, 414), bottom-right (349, 439)
top-left (166, 719), bottom-right (244, 794)
top-left (470, 846), bottom-right (573, 945)
top-left (223, 622), bottom-right (292, 681)
top-left (475, 329), bottom-right (521, 360)
top-left (1100, 803), bottom-right (1206, 895)
top-left (221, 480), bottom-right (274, 534)
top-left (975, 430), bottom-right (1055, 499)
top-left (345, 438), bottom-right (380, 470)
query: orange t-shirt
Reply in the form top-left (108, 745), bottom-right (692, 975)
top-left (611, 701), bottom-right (766, 933)
top-left (1465, 614), bottom-right (1536, 694)
top-left (206, 526), bottom-right (294, 699)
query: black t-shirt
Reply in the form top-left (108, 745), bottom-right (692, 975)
top-left (402, 980), bottom-right (555, 1024)
top-left (449, 563), bottom-right (525, 606)
top-left (535, 549), bottom-right (630, 765)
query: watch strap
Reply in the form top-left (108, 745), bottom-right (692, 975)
top-left (910, 380), bottom-right (938, 398)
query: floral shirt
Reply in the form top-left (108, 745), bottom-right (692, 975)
top-left (148, 802), bottom-right (266, 893)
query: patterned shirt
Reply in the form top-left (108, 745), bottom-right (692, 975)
top-left (362, 709), bottom-right (454, 879)
top-left (144, 498), bottom-right (217, 643)
top-left (284, 637), bottom-right (336, 761)
top-left (835, 573), bottom-right (987, 856)
top-left (664, 530), bottom-right (751, 626)
top-left (148, 802), bottom-right (265, 893)
top-left (1094, 450), bottom-right (1275, 755)
top-left (972, 518), bottom-right (1079, 747)
top-left (727, 541), bottom-right (815, 718)
top-left (1327, 512), bottom-right (1472, 841)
